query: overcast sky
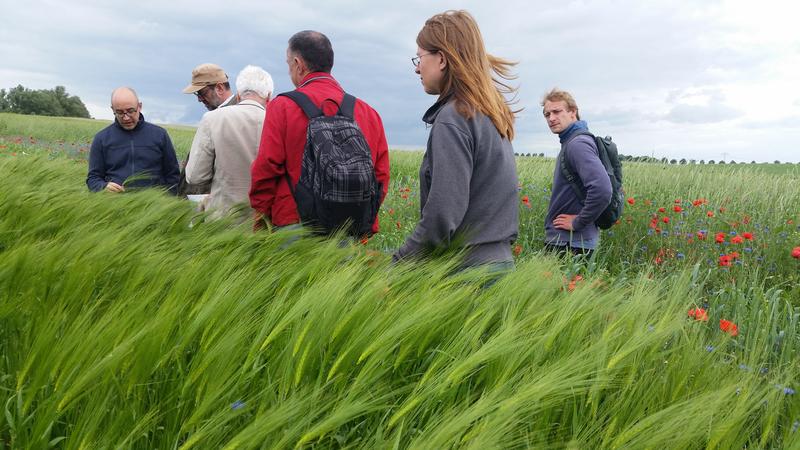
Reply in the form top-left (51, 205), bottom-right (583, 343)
top-left (2, 0), bottom-right (799, 162)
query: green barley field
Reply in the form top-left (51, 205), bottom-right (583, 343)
top-left (1, 112), bottom-right (799, 448)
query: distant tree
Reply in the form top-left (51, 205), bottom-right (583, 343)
top-left (661, 157), bottom-right (668, 164)
top-left (774, 160), bottom-right (781, 164)
top-left (719, 160), bottom-right (726, 165)
top-left (730, 160), bottom-right (736, 164)
top-left (0, 88), bottom-right (8, 112)
top-left (750, 161), bottom-right (756, 164)
top-left (689, 159), bottom-right (696, 164)
top-left (2, 84), bottom-right (90, 118)
top-left (679, 158), bottom-right (687, 165)
top-left (539, 153), bottom-right (544, 157)
top-left (708, 160), bottom-right (715, 164)
top-left (699, 160), bottom-right (705, 164)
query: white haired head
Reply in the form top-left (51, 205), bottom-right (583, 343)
top-left (235, 65), bottom-right (274, 100)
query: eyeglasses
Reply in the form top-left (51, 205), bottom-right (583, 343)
top-left (195, 85), bottom-right (215, 98)
top-left (411, 52), bottom-right (435, 67)
top-left (113, 108), bottom-right (138, 118)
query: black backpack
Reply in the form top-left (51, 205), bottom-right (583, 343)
top-left (280, 90), bottom-right (381, 237)
top-left (560, 131), bottom-right (624, 229)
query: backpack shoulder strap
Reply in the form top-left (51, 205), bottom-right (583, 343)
top-left (560, 131), bottom-right (595, 201)
top-left (337, 93), bottom-right (357, 119)
top-left (278, 90), bottom-right (323, 119)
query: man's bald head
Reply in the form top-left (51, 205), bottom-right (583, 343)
top-left (110, 87), bottom-right (142, 130)
top-left (111, 87), bottom-right (139, 106)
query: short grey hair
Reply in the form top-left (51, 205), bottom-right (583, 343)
top-left (235, 65), bottom-right (274, 99)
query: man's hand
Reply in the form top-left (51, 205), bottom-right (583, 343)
top-left (104, 182), bottom-right (125, 193)
top-left (553, 214), bottom-right (577, 231)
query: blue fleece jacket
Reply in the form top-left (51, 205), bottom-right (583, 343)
top-left (544, 120), bottom-right (612, 249)
top-left (86, 114), bottom-right (180, 193)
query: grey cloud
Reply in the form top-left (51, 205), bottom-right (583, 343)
top-left (664, 103), bottom-right (742, 124)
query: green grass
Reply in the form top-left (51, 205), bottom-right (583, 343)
top-left (0, 112), bottom-right (197, 158)
top-left (1, 115), bottom-right (799, 448)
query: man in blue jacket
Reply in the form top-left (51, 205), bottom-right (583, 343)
top-left (542, 89), bottom-right (612, 257)
top-left (86, 87), bottom-right (180, 193)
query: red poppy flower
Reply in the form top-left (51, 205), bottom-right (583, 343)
top-left (658, 207), bottom-right (666, 213)
top-left (567, 274), bottom-right (583, 292)
top-left (655, 227), bottom-right (662, 233)
top-left (388, 208), bottom-right (395, 215)
top-left (742, 232), bottom-right (753, 240)
top-left (396, 221), bottom-right (402, 229)
top-left (719, 207), bottom-right (726, 213)
top-left (644, 199), bottom-right (652, 206)
top-left (719, 319), bottom-right (738, 337)
top-left (687, 307), bottom-right (709, 321)
top-left (662, 216), bottom-right (670, 223)
top-left (707, 211), bottom-right (714, 218)
top-left (792, 247), bottom-right (800, 259)
top-left (697, 231), bottom-right (707, 240)
top-left (673, 205), bottom-right (683, 213)
top-left (513, 244), bottom-right (522, 256)
top-left (719, 255), bottom-right (732, 266)
top-left (731, 235), bottom-right (743, 244)
top-left (674, 199), bottom-right (682, 204)
top-left (715, 233), bottom-right (725, 244)
top-left (627, 197), bottom-right (635, 205)
top-left (521, 195), bottom-right (529, 203)
top-left (729, 251), bottom-right (740, 259)
top-left (360, 237), bottom-right (369, 245)
top-left (401, 193), bottom-right (409, 199)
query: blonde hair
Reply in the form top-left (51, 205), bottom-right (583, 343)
top-left (417, 10), bottom-right (518, 140)
top-left (541, 88), bottom-right (580, 120)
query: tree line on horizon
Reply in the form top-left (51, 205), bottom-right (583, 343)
top-left (514, 153), bottom-right (793, 165)
top-left (0, 85), bottom-right (90, 119)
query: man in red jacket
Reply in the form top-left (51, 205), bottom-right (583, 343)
top-left (249, 30), bottom-right (390, 234)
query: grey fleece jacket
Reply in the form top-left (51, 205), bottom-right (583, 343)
top-left (394, 98), bottom-right (519, 267)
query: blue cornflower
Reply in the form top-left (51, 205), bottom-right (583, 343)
top-left (647, 325), bottom-right (655, 332)
top-left (641, 245), bottom-right (648, 251)
top-left (729, 231), bottom-right (737, 236)
top-left (738, 364), bottom-right (751, 371)
top-left (705, 345), bottom-right (715, 352)
top-left (793, 420), bottom-right (799, 433)
top-left (661, 230), bottom-right (669, 237)
top-left (677, 253), bottom-right (685, 259)
top-left (744, 247), bottom-right (752, 253)
top-left (784, 387), bottom-right (796, 395)
top-left (760, 367), bottom-right (769, 374)
top-left (231, 400), bottom-right (245, 410)
top-left (647, 229), bottom-right (654, 235)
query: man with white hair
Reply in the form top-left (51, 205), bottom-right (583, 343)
top-left (185, 65), bottom-right (274, 218)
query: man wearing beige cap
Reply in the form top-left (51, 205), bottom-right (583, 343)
top-left (178, 63), bottom-right (239, 196)
top-left (182, 63), bottom-right (238, 111)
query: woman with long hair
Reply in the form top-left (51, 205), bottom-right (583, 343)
top-left (393, 10), bottom-right (520, 271)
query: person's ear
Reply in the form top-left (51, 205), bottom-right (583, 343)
top-left (437, 52), bottom-right (447, 71)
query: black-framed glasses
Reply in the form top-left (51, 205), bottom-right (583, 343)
top-left (411, 52), bottom-right (435, 67)
top-left (195, 85), bottom-right (215, 98)
top-left (112, 108), bottom-right (138, 118)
